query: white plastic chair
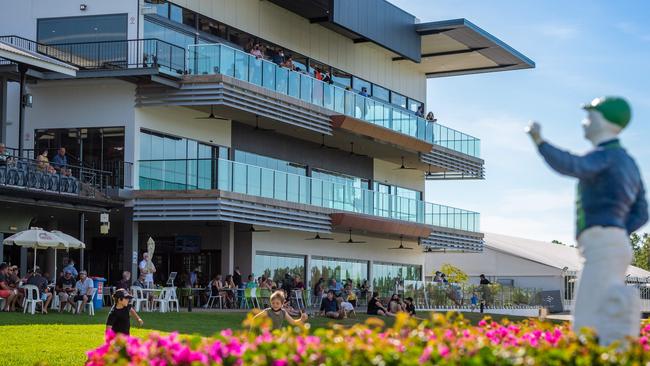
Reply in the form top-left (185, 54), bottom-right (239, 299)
top-left (292, 289), bottom-right (305, 310)
top-left (207, 289), bottom-right (224, 309)
top-left (153, 288), bottom-right (179, 313)
top-left (250, 287), bottom-right (260, 308)
top-left (130, 286), bottom-right (149, 312)
top-left (76, 287), bottom-right (97, 316)
top-left (23, 285), bottom-right (43, 315)
top-left (165, 287), bottom-right (179, 312)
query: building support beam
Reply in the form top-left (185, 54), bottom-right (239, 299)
top-left (392, 47), bottom-right (489, 62)
top-left (79, 212), bottom-right (85, 271)
top-left (220, 222), bottom-right (235, 278)
top-left (123, 207), bottom-right (139, 279)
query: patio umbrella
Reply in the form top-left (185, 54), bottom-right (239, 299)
top-left (3, 227), bottom-right (67, 272)
top-left (50, 230), bottom-right (86, 285)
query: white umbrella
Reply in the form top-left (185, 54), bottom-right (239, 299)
top-left (3, 227), bottom-right (67, 272)
top-left (50, 230), bottom-right (86, 285)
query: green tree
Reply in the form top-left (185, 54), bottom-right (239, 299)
top-left (630, 233), bottom-right (650, 271)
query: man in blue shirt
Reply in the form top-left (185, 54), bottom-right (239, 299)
top-left (52, 147), bottom-right (71, 176)
top-left (527, 96), bottom-right (648, 345)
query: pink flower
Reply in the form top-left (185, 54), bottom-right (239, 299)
top-left (272, 359), bottom-right (288, 366)
top-left (419, 346), bottom-right (433, 363)
top-left (438, 345), bottom-right (450, 358)
top-left (478, 320), bottom-right (487, 327)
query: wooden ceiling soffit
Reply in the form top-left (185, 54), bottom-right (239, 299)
top-left (330, 212), bottom-right (432, 239)
top-left (331, 115), bottom-right (433, 154)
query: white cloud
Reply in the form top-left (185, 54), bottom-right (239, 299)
top-left (538, 24), bottom-right (579, 40)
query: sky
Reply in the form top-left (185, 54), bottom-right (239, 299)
top-left (391, 0), bottom-right (650, 245)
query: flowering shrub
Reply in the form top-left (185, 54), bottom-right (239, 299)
top-left (87, 312), bottom-right (650, 365)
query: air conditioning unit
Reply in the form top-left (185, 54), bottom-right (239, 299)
top-left (141, 6), bottom-right (157, 15)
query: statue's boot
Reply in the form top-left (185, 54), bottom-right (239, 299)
top-left (573, 226), bottom-right (638, 346)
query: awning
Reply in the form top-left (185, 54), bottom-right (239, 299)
top-left (396, 18), bottom-right (534, 78)
top-left (330, 212), bottom-right (433, 239)
top-left (0, 40), bottom-right (77, 76)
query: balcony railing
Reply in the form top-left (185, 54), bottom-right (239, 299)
top-left (187, 43), bottom-right (481, 158)
top-left (138, 158), bottom-right (480, 232)
top-left (0, 35), bottom-right (186, 75)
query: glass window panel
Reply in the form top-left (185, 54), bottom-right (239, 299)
top-left (288, 71), bottom-right (300, 99)
top-left (254, 253), bottom-right (305, 286)
top-left (198, 16), bottom-right (227, 38)
top-left (234, 50), bottom-right (249, 81)
top-left (169, 4), bottom-right (182, 23)
top-left (391, 92), bottom-right (407, 109)
top-left (352, 77), bottom-right (371, 94)
top-left (249, 56), bottom-right (262, 85)
top-left (38, 14), bottom-right (128, 44)
top-left (372, 84), bottom-right (389, 102)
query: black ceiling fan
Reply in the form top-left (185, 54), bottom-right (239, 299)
top-left (394, 156), bottom-right (417, 170)
top-left (349, 142), bottom-right (369, 158)
top-left (388, 235), bottom-right (414, 250)
top-left (320, 134), bottom-right (338, 150)
top-left (195, 105), bottom-right (227, 120)
top-left (339, 229), bottom-right (366, 244)
top-left (305, 233), bottom-right (334, 241)
top-left (237, 225), bottom-right (270, 233)
top-left (423, 247), bottom-right (434, 253)
top-left (253, 115), bottom-right (275, 132)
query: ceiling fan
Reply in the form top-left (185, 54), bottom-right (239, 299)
top-left (253, 115), bottom-right (275, 132)
top-left (394, 156), bottom-right (417, 170)
top-left (388, 235), bottom-right (413, 250)
top-left (195, 105), bottom-right (227, 120)
top-left (320, 134), bottom-right (338, 150)
top-left (349, 142), bottom-right (369, 158)
top-left (305, 233), bottom-right (334, 241)
top-left (423, 247), bottom-right (434, 253)
top-left (339, 229), bottom-right (366, 244)
top-left (237, 225), bottom-right (270, 233)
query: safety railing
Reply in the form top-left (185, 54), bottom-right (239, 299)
top-left (138, 158), bottom-right (480, 232)
top-left (187, 43), bottom-right (480, 158)
top-left (0, 36), bottom-right (186, 75)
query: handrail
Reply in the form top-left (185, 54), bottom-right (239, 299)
top-left (187, 43), bottom-right (481, 158)
top-left (138, 157), bottom-right (480, 232)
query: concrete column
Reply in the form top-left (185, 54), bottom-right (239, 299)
top-left (233, 223), bottom-right (253, 277)
top-left (123, 207), bottom-right (139, 278)
top-left (0, 76), bottom-right (7, 144)
top-left (20, 247), bottom-right (27, 277)
top-left (79, 212), bottom-right (85, 271)
top-left (305, 254), bottom-right (312, 288)
top-left (368, 260), bottom-right (374, 294)
top-left (220, 222), bottom-right (234, 276)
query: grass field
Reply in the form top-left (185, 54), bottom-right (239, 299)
top-left (0, 309), bottom-right (549, 366)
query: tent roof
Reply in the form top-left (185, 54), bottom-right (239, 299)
top-left (0, 40), bottom-right (77, 76)
top-left (484, 232), bottom-right (650, 278)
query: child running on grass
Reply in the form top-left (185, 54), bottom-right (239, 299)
top-left (106, 289), bottom-right (144, 336)
top-left (254, 290), bottom-right (308, 330)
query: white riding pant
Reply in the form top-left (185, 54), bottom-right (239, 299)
top-left (573, 226), bottom-right (640, 345)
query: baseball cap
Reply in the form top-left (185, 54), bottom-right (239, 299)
top-left (582, 96), bottom-right (631, 129)
top-left (113, 289), bottom-right (134, 300)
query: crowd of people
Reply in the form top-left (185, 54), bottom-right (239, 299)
top-left (0, 259), bottom-right (95, 314)
top-left (0, 143), bottom-right (72, 176)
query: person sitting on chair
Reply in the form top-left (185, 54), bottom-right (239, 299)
top-left (320, 290), bottom-right (345, 319)
top-left (56, 270), bottom-right (76, 312)
top-left (27, 268), bottom-right (52, 314)
top-left (70, 270), bottom-right (94, 314)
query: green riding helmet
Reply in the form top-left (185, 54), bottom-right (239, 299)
top-left (582, 96), bottom-right (632, 129)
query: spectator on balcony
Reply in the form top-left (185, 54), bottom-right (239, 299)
top-left (416, 105), bottom-right (425, 118)
top-left (322, 71), bottom-right (332, 84)
top-left (271, 48), bottom-right (285, 66)
top-left (52, 147), bottom-right (71, 176)
top-left (282, 56), bottom-right (295, 71)
top-left (250, 43), bottom-right (263, 59)
top-left (37, 149), bottom-right (56, 174)
top-left (426, 112), bottom-right (437, 123)
top-left (314, 68), bottom-right (323, 80)
top-left (359, 87), bottom-right (369, 97)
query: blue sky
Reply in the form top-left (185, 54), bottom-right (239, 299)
top-left (391, 0), bottom-right (650, 244)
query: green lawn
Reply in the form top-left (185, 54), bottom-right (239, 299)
top-left (0, 309), bottom-right (554, 366)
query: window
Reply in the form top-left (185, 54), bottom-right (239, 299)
top-left (311, 257), bottom-right (368, 287)
top-left (312, 169), bottom-right (368, 189)
top-left (234, 150), bottom-right (306, 176)
top-left (37, 14), bottom-right (127, 44)
top-left (372, 262), bottom-right (422, 296)
top-left (372, 84), bottom-right (390, 102)
top-left (144, 0), bottom-right (169, 18)
top-left (199, 16), bottom-right (227, 39)
top-left (254, 252), bottom-right (305, 285)
top-left (331, 68), bottom-right (352, 88)
top-left (139, 130), bottom-right (223, 190)
top-left (352, 77), bottom-right (371, 94)
top-left (408, 98), bottom-right (423, 114)
top-left (390, 92), bottom-right (407, 109)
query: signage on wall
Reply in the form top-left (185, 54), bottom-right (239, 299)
top-left (100, 212), bottom-right (110, 234)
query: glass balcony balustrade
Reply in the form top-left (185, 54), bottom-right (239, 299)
top-left (139, 158), bottom-right (480, 232)
top-left (186, 44), bottom-right (480, 158)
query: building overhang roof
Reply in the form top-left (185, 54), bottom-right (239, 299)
top-left (330, 212), bottom-right (432, 239)
top-left (396, 18), bottom-right (534, 78)
top-left (0, 40), bottom-right (77, 77)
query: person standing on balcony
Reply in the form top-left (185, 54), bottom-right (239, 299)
top-left (416, 104), bottom-right (425, 118)
top-left (271, 48), bottom-right (285, 66)
top-left (52, 147), bottom-right (71, 176)
top-left (250, 43), bottom-right (263, 59)
top-left (0, 143), bottom-right (13, 166)
top-left (426, 112), bottom-right (437, 123)
top-left (527, 96), bottom-right (648, 345)
top-left (359, 87), bottom-right (369, 97)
